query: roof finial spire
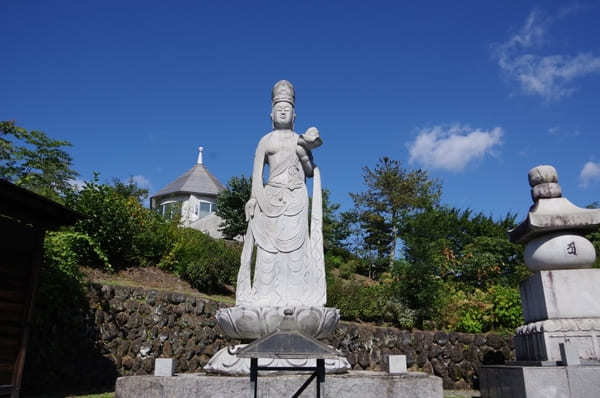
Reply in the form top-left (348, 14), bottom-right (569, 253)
top-left (197, 146), bottom-right (204, 165)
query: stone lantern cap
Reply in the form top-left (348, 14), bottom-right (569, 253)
top-left (509, 165), bottom-right (600, 244)
top-left (236, 328), bottom-right (340, 360)
top-left (236, 308), bottom-right (340, 360)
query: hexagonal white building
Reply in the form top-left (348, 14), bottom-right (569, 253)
top-left (150, 147), bottom-right (226, 238)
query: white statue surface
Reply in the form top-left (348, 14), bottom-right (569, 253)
top-left (205, 80), bottom-right (348, 375)
top-left (236, 79), bottom-right (326, 307)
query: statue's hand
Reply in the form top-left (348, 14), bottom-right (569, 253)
top-left (245, 198), bottom-right (257, 221)
top-left (300, 127), bottom-right (322, 149)
top-left (304, 126), bottom-right (320, 140)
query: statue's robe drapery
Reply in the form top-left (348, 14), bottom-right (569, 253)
top-left (236, 131), bottom-right (325, 307)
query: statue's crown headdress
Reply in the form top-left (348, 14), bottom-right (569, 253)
top-left (271, 80), bottom-right (295, 107)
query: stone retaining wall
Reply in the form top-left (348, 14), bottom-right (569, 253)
top-left (22, 283), bottom-right (514, 393)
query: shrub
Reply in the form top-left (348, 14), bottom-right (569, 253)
top-left (158, 228), bottom-right (240, 292)
top-left (65, 179), bottom-right (144, 268)
top-left (382, 298), bottom-right (416, 329)
top-left (38, 231), bottom-right (106, 323)
top-left (338, 260), bottom-right (357, 279)
top-left (131, 210), bottom-right (179, 267)
top-left (488, 284), bottom-right (523, 331)
top-left (65, 177), bottom-right (177, 269)
top-left (44, 230), bottom-right (111, 271)
top-left (435, 284), bottom-right (522, 333)
top-left (327, 273), bottom-right (415, 328)
top-left (454, 289), bottom-right (491, 333)
top-left (392, 259), bottom-right (444, 327)
top-left (325, 253), bottom-right (344, 269)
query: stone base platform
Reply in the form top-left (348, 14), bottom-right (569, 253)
top-left (204, 345), bottom-right (351, 375)
top-left (515, 318), bottom-right (600, 362)
top-left (115, 371), bottom-right (442, 398)
top-left (479, 364), bottom-right (600, 398)
top-left (520, 270), bottom-right (600, 323)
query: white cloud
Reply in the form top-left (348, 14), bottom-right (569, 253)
top-left (407, 125), bottom-right (503, 172)
top-left (580, 161), bottom-right (600, 188)
top-left (548, 126), bottom-right (581, 138)
top-left (132, 175), bottom-right (151, 189)
top-left (494, 8), bottom-right (600, 101)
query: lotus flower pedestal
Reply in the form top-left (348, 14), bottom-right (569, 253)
top-left (204, 306), bottom-right (350, 375)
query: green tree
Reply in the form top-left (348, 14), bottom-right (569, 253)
top-left (402, 207), bottom-right (524, 286)
top-left (350, 157), bottom-right (441, 267)
top-left (111, 176), bottom-right (149, 203)
top-left (360, 211), bottom-right (393, 259)
top-left (216, 175), bottom-right (252, 240)
top-left (321, 189), bottom-right (352, 251)
top-left (1, 120), bottom-right (78, 201)
top-left (586, 202), bottom-right (600, 209)
top-left (396, 206), bottom-right (526, 326)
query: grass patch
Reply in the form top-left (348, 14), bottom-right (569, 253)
top-left (92, 278), bottom-right (235, 305)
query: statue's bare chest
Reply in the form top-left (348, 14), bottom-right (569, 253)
top-left (264, 132), bottom-right (298, 164)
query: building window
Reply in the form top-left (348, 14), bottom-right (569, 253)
top-left (195, 201), bottom-right (217, 219)
top-left (199, 202), bottom-right (211, 219)
top-left (159, 201), bottom-right (181, 219)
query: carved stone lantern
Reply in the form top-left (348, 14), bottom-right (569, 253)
top-left (480, 165), bottom-right (600, 398)
top-left (508, 165), bottom-right (600, 364)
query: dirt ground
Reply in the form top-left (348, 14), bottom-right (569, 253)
top-left (81, 266), bottom-right (235, 304)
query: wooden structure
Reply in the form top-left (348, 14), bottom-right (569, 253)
top-left (0, 180), bottom-right (80, 397)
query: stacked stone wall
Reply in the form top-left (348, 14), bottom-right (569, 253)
top-left (23, 283), bottom-right (514, 393)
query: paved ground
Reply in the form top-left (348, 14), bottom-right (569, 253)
top-left (31, 388), bottom-right (479, 397)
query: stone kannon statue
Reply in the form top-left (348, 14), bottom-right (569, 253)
top-left (236, 79), bottom-right (326, 308)
top-left (205, 81), bottom-right (348, 375)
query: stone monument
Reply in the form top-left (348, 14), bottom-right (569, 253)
top-left (480, 165), bottom-right (600, 398)
top-left (115, 81), bottom-right (443, 397)
top-left (204, 80), bottom-right (349, 374)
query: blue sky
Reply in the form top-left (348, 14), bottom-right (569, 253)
top-left (2, 1), bottom-right (600, 220)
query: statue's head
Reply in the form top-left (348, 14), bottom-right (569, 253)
top-left (271, 80), bottom-right (295, 129)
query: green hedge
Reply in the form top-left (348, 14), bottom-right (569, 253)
top-left (158, 228), bottom-right (240, 292)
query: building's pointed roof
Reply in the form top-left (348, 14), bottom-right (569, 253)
top-left (151, 147), bottom-right (225, 198)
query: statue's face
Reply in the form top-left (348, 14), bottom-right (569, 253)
top-left (272, 101), bottom-right (294, 129)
